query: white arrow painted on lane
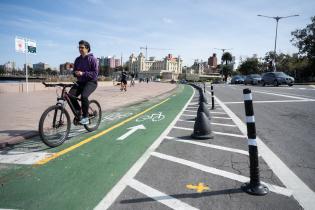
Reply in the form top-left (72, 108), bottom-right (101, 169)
top-left (116, 124), bottom-right (146, 141)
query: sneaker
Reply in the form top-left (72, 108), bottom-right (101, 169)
top-left (80, 117), bottom-right (89, 125)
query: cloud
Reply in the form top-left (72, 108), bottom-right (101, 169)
top-left (86, 0), bottom-right (104, 4)
top-left (162, 17), bottom-right (174, 24)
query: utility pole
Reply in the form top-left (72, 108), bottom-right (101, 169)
top-left (257, 14), bottom-right (299, 72)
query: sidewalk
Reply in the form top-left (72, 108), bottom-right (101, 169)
top-left (0, 81), bottom-right (176, 147)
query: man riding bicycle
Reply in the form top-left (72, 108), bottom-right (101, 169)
top-left (70, 40), bottom-right (98, 125)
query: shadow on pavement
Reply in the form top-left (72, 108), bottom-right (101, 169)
top-left (120, 187), bottom-right (243, 204)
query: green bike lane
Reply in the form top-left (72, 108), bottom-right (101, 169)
top-left (0, 84), bottom-right (193, 210)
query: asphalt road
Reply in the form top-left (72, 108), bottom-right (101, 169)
top-left (1, 83), bottom-right (314, 210)
top-left (212, 84), bottom-right (315, 192)
top-left (105, 84), bottom-right (308, 210)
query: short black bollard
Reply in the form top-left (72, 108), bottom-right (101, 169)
top-left (241, 88), bottom-right (269, 196)
top-left (203, 82), bottom-right (206, 93)
top-left (211, 84), bottom-right (215, 110)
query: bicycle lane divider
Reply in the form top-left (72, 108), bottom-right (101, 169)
top-left (0, 85), bottom-right (193, 210)
top-left (211, 91), bottom-right (315, 210)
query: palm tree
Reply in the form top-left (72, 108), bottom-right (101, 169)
top-left (221, 52), bottom-right (233, 65)
top-left (221, 52), bottom-right (233, 82)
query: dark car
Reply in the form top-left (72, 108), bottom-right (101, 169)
top-left (261, 72), bottom-right (294, 86)
top-left (244, 74), bottom-right (262, 85)
top-left (231, 75), bottom-right (245, 84)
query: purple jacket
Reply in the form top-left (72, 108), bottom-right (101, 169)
top-left (73, 53), bottom-right (98, 82)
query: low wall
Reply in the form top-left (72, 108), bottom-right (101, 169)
top-left (0, 81), bottom-right (115, 93)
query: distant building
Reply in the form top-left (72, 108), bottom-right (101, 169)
top-left (128, 53), bottom-right (182, 80)
top-left (33, 62), bottom-right (50, 71)
top-left (99, 56), bottom-right (120, 68)
top-left (3, 61), bottom-right (16, 72)
top-left (114, 59), bottom-right (121, 67)
top-left (208, 53), bottom-right (217, 68)
top-left (207, 53), bottom-right (220, 74)
top-left (60, 62), bottom-right (74, 75)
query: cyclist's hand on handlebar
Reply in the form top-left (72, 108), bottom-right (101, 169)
top-left (74, 71), bottom-right (83, 77)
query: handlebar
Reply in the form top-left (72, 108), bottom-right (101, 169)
top-left (42, 82), bottom-right (76, 88)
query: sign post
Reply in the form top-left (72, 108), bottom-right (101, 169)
top-left (15, 36), bottom-right (36, 93)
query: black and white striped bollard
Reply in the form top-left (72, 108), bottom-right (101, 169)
top-left (241, 88), bottom-right (269, 196)
top-left (211, 84), bottom-right (215, 110)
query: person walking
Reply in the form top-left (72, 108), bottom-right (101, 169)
top-left (130, 73), bottom-right (135, 87)
top-left (120, 70), bottom-right (128, 91)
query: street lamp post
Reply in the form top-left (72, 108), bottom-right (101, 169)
top-left (257, 14), bottom-right (299, 72)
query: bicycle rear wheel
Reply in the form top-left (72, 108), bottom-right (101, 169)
top-left (84, 100), bottom-right (102, 132)
top-left (39, 105), bottom-right (71, 147)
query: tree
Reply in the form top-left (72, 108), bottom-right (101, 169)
top-left (238, 57), bottom-right (260, 75)
top-left (221, 65), bottom-right (233, 81)
top-left (221, 52), bottom-right (233, 65)
top-left (291, 16), bottom-right (315, 81)
top-left (0, 65), bottom-right (5, 75)
top-left (291, 16), bottom-right (315, 61)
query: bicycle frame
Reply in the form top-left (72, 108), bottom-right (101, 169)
top-left (56, 85), bottom-right (81, 120)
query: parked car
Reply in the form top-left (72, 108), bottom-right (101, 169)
top-left (261, 72), bottom-right (294, 86)
top-left (231, 75), bottom-right (245, 84)
top-left (244, 74), bottom-right (262, 85)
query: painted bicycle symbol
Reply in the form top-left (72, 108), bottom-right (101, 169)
top-left (101, 112), bottom-right (133, 122)
top-left (136, 112), bottom-right (165, 122)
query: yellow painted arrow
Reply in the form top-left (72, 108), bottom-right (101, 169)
top-left (186, 182), bottom-right (209, 193)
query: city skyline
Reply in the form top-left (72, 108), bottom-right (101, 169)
top-left (0, 0), bottom-right (314, 69)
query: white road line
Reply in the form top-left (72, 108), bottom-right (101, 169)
top-left (173, 126), bottom-right (193, 131)
top-left (172, 126), bottom-right (245, 138)
top-left (165, 136), bottom-right (249, 156)
top-left (212, 116), bottom-right (232, 119)
top-left (213, 131), bottom-right (246, 138)
top-left (252, 90), bottom-right (312, 100)
top-left (212, 92), bottom-right (315, 210)
top-left (177, 119), bottom-right (237, 127)
top-left (184, 110), bottom-right (197, 113)
top-left (211, 122), bottom-right (237, 127)
top-left (224, 99), bottom-right (315, 104)
top-left (151, 152), bottom-right (292, 197)
top-left (210, 112), bottom-right (227, 114)
top-left (94, 87), bottom-right (196, 210)
top-left (128, 179), bottom-right (199, 210)
top-left (182, 114), bottom-right (196, 117)
top-left (0, 151), bottom-right (54, 165)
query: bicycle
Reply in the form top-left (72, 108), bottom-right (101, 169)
top-left (38, 82), bottom-right (102, 147)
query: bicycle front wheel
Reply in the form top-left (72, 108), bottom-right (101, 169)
top-left (84, 100), bottom-right (102, 132)
top-left (39, 105), bottom-right (71, 147)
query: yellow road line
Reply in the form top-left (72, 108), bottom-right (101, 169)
top-left (35, 98), bottom-right (170, 165)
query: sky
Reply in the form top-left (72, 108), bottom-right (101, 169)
top-left (0, 0), bottom-right (314, 69)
